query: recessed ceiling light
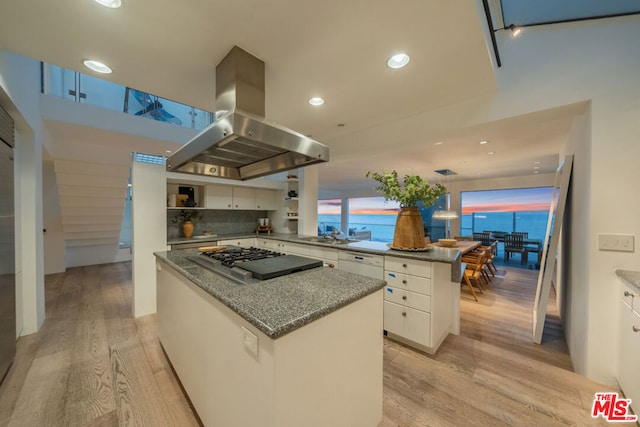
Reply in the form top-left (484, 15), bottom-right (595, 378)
top-left (534, 161), bottom-right (541, 165)
top-left (165, 150), bottom-right (172, 154)
top-left (480, 140), bottom-right (488, 145)
top-left (533, 171), bottom-right (539, 174)
top-left (434, 141), bottom-right (444, 146)
top-left (83, 59), bottom-right (112, 74)
top-left (387, 53), bottom-right (410, 69)
top-left (93, 0), bottom-right (122, 8)
top-left (487, 151), bottom-right (495, 155)
top-left (534, 166), bottom-right (540, 170)
top-left (308, 97), bottom-right (325, 106)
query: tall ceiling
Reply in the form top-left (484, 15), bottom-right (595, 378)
top-left (0, 0), bottom-right (581, 193)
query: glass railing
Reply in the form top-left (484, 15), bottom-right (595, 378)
top-left (42, 64), bottom-right (215, 130)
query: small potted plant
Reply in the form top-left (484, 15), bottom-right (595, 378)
top-left (366, 170), bottom-right (446, 249)
top-left (171, 209), bottom-right (202, 238)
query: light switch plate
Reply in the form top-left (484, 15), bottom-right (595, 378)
top-left (598, 234), bottom-right (634, 252)
top-left (242, 326), bottom-right (258, 358)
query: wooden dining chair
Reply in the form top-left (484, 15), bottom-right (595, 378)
top-left (504, 233), bottom-right (528, 265)
top-left (460, 255), bottom-right (485, 301)
top-left (462, 250), bottom-right (488, 291)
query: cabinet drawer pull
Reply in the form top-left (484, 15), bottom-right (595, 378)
top-left (402, 311), bottom-right (407, 317)
top-left (402, 279), bottom-right (407, 284)
top-left (402, 295), bottom-right (407, 300)
top-left (633, 326), bottom-right (640, 333)
top-left (624, 291), bottom-right (636, 298)
top-left (402, 263), bottom-right (407, 268)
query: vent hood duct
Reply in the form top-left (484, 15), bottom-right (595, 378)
top-left (166, 46), bottom-right (329, 180)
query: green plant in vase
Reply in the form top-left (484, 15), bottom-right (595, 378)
top-left (171, 209), bottom-right (202, 238)
top-left (366, 170), bottom-right (446, 249)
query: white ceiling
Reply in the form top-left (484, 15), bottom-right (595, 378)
top-left (0, 0), bottom-right (581, 193)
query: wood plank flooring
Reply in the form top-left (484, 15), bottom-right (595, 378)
top-left (0, 262), bottom-right (620, 426)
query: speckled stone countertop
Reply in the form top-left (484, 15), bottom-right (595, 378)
top-left (168, 232), bottom-right (463, 281)
top-left (154, 249), bottom-right (386, 339)
top-left (615, 269), bottom-right (640, 293)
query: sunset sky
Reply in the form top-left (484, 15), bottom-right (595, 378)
top-left (319, 187), bottom-right (554, 216)
top-left (318, 197), bottom-right (399, 215)
top-left (461, 187), bottom-right (553, 214)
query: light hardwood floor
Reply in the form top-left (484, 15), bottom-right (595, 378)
top-left (0, 262), bottom-right (620, 426)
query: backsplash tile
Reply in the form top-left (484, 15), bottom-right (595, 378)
top-left (167, 209), bottom-right (266, 239)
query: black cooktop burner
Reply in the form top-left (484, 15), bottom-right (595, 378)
top-left (201, 247), bottom-right (285, 268)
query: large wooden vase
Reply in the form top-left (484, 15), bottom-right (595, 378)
top-left (182, 221), bottom-right (194, 238)
top-left (393, 206), bottom-right (426, 249)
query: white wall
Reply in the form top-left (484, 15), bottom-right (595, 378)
top-left (0, 50), bottom-right (45, 336)
top-left (492, 16), bottom-right (640, 386)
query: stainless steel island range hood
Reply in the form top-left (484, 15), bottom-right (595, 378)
top-left (166, 46), bottom-right (329, 180)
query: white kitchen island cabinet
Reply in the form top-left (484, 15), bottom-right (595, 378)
top-left (156, 252), bottom-right (384, 427)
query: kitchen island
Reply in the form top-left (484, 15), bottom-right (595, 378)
top-left (155, 249), bottom-right (385, 427)
top-left (166, 233), bottom-right (466, 354)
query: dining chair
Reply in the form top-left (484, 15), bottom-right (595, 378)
top-left (460, 254), bottom-right (485, 301)
top-left (504, 233), bottom-right (528, 265)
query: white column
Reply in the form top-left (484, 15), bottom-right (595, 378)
top-left (15, 131), bottom-right (45, 335)
top-left (298, 165), bottom-right (319, 236)
top-left (132, 160), bottom-right (167, 317)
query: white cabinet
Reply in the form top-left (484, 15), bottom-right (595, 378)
top-left (232, 187), bottom-right (255, 210)
top-left (617, 283), bottom-right (640, 416)
top-left (205, 185), bottom-right (276, 210)
top-left (205, 185), bottom-right (233, 209)
top-left (218, 238), bottom-right (256, 248)
top-left (255, 189), bottom-right (276, 210)
top-left (383, 255), bottom-right (435, 351)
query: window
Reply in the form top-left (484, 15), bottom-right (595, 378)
top-left (318, 199), bottom-right (342, 235)
top-left (460, 187), bottom-right (553, 240)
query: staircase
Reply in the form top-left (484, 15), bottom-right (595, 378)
top-left (53, 158), bottom-right (130, 259)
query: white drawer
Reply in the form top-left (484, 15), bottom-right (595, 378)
top-left (384, 271), bottom-right (432, 295)
top-left (385, 256), bottom-right (431, 278)
top-left (275, 242), bottom-right (310, 256)
top-left (306, 246), bottom-right (338, 262)
top-left (384, 301), bottom-right (431, 347)
top-left (384, 286), bottom-right (431, 312)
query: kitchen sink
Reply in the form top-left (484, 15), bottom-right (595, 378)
top-left (298, 236), bottom-right (358, 245)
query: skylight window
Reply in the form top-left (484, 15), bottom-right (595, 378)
top-left (134, 153), bottom-right (165, 165)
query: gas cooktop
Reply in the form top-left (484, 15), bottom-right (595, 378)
top-left (187, 246), bottom-right (323, 284)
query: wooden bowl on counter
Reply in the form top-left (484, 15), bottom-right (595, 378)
top-left (438, 239), bottom-right (457, 247)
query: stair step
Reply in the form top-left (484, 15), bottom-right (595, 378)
top-left (61, 206), bottom-right (125, 217)
top-left (62, 223), bottom-right (122, 233)
top-left (62, 215), bottom-right (122, 225)
top-left (58, 185), bottom-right (127, 199)
top-left (54, 159), bottom-right (130, 178)
top-left (65, 237), bottom-right (120, 247)
top-left (59, 196), bottom-right (125, 209)
top-left (56, 173), bottom-right (128, 188)
top-left (63, 230), bottom-right (121, 240)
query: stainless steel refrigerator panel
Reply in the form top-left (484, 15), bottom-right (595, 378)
top-left (0, 140), bottom-right (16, 383)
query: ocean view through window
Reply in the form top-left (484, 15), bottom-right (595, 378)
top-left (460, 187), bottom-right (554, 240)
top-left (318, 197), bottom-right (400, 242)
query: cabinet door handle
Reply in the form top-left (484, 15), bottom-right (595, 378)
top-left (624, 291), bottom-right (636, 298)
top-left (402, 311), bottom-right (407, 317)
top-left (402, 263), bottom-right (407, 268)
top-left (402, 295), bottom-right (407, 300)
top-left (633, 326), bottom-right (640, 333)
top-left (402, 279), bottom-right (407, 284)
top-left (227, 204), bottom-right (231, 208)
